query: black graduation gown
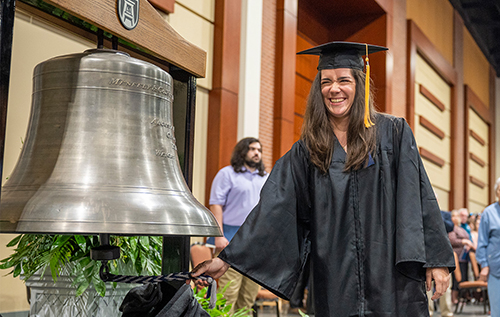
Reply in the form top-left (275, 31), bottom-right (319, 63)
top-left (218, 114), bottom-right (455, 317)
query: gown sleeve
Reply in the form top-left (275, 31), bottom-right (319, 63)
top-left (218, 141), bottom-right (312, 300)
top-left (393, 118), bottom-right (455, 280)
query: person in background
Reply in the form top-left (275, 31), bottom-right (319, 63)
top-left (442, 210), bottom-right (455, 234)
top-left (459, 208), bottom-right (472, 239)
top-left (206, 137), bottom-right (268, 314)
top-left (477, 177), bottom-right (500, 317)
top-left (192, 42), bottom-right (454, 317)
top-left (468, 214), bottom-right (479, 251)
top-left (448, 210), bottom-right (474, 304)
top-left (438, 210), bottom-right (455, 317)
top-left (459, 208), bottom-right (473, 289)
top-left (428, 192), bottom-right (454, 317)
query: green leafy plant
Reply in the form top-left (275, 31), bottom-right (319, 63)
top-left (0, 234), bottom-right (163, 296)
top-left (1, 235), bottom-right (253, 316)
top-left (194, 282), bottom-right (253, 317)
top-left (298, 309), bottom-right (309, 317)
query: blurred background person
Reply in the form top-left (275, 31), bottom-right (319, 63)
top-left (449, 209), bottom-right (474, 304)
top-left (477, 177), bottom-right (500, 317)
top-left (459, 208), bottom-right (472, 239)
top-left (428, 192), bottom-right (455, 317)
top-left (468, 214), bottom-right (480, 251)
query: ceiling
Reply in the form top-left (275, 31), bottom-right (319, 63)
top-left (300, 0), bottom-right (385, 25)
top-left (449, 0), bottom-right (500, 77)
top-left (298, 0), bottom-right (386, 44)
top-left (299, 0), bottom-right (500, 77)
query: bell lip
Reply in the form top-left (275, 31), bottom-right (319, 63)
top-left (0, 221), bottom-right (223, 237)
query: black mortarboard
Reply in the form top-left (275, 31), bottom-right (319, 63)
top-left (297, 41), bottom-right (388, 127)
top-left (296, 41), bottom-right (388, 71)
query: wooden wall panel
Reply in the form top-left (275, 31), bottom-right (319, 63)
top-left (205, 0), bottom-right (241, 204)
top-left (384, 0), bottom-right (407, 118)
top-left (273, 0), bottom-right (298, 163)
top-left (465, 86), bottom-right (491, 212)
top-left (176, 0), bottom-right (215, 21)
top-left (489, 67), bottom-right (496, 203)
top-left (294, 116), bottom-right (303, 144)
top-left (295, 35), bottom-right (319, 81)
top-left (407, 20), bottom-right (456, 210)
top-left (463, 28), bottom-right (490, 108)
top-left (296, 5), bottom-right (329, 46)
top-left (294, 33), bottom-right (316, 144)
top-left (259, 0), bottom-right (277, 172)
top-left (149, 0), bottom-right (175, 13)
top-left (414, 55), bottom-right (451, 202)
top-left (406, 0), bottom-right (454, 65)
top-left (452, 11), bottom-right (465, 210)
top-left (168, 4), bottom-right (215, 90)
top-left (346, 15), bottom-right (388, 113)
top-left (295, 75), bottom-right (309, 117)
top-left (419, 116), bottom-right (445, 139)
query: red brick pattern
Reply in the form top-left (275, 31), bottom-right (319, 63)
top-left (259, 0), bottom-right (277, 172)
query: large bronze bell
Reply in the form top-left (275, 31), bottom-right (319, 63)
top-left (0, 49), bottom-right (221, 237)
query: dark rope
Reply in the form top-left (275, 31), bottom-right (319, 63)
top-left (99, 261), bottom-right (217, 308)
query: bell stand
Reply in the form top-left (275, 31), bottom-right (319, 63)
top-left (0, 0), bottom-right (203, 282)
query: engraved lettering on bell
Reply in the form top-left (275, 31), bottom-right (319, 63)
top-left (118, 0), bottom-right (139, 30)
top-left (109, 78), bottom-right (172, 99)
top-left (166, 131), bottom-right (176, 142)
top-left (155, 149), bottom-right (175, 160)
top-left (150, 118), bottom-right (174, 130)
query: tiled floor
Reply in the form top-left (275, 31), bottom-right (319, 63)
top-left (255, 301), bottom-right (490, 317)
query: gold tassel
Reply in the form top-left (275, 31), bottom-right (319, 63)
top-left (364, 44), bottom-right (374, 128)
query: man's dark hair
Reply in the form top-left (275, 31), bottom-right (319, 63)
top-left (230, 137), bottom-right (266, 176)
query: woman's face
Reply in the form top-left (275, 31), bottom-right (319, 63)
top-left (321, 68), bottom-right (356, 121)
top-left (451, 213), bottom-right (461, 226)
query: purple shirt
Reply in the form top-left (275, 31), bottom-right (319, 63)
top-left (209, 165), bottom-right (268, 226)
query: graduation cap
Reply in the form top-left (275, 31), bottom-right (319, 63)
top-left (297, 42), bottom-right (388, 128)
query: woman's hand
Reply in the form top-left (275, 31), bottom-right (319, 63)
top-left (462, 239), bottom-right (473, 251)
top-left (479, 266), bottom-right (489, 282)
top-left (189, 258), bottom-right (230, 287)
top-left (426, 267), bottom-right (450, 300)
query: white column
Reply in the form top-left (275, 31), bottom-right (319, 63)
top-left (238, 0), bottom-right (263, 140)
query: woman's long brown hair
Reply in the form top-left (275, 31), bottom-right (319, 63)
top-left (300, 69), bottom-right (377, 173)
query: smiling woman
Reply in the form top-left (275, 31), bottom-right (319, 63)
top-left (302, 66), bottom-right (376, 172)
top-left (191, 42), bottom-right (455, 317)
top-left (320, 68), bottom-right (356, 122)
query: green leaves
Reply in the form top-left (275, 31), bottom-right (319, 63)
top-left (298, 309), bottom-right (310, 317)
top-left (2, 234), bottom-right (251, 316)
top-left (193, 282), bottom-right (253, 317)
top-left (1, 234), bottom-right (163, 296)
top-left (5, 234), bottom-right (22, 247)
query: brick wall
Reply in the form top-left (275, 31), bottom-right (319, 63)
top-left (260, 0), bottom-right (276, 172)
